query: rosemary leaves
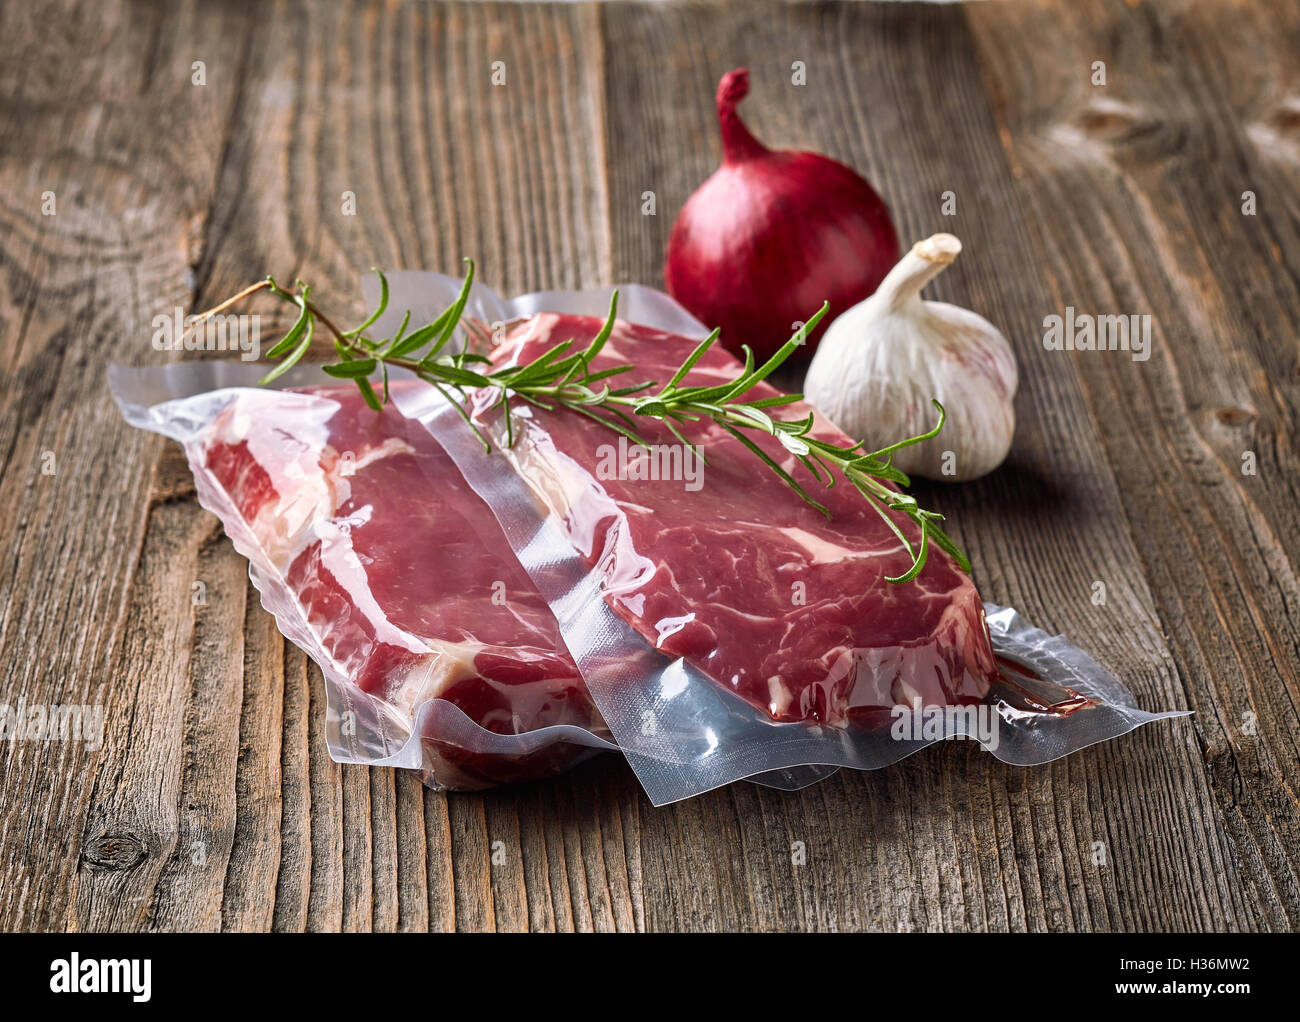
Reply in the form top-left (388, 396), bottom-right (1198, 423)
top-left (182, 260), bottom-right (969, 583)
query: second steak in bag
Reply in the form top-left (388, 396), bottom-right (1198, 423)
top-left (111, 364), bottom-right (612, 790)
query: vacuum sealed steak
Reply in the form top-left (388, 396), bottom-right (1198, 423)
top-left (196, 382), bottom-right (606, 787)
top-left (112, 279), bottom-right (1182, 804)
top-left (471, 314), bottom-right (1000, 726)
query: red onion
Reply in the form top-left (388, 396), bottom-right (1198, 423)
top-left (664, 68), bottom-right (901, 363)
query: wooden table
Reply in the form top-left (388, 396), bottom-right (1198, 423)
top-left (2, 0), bottom-right (1297, 932)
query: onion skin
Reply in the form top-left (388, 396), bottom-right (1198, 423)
top-left (665, 68), bottom-right (900, 363)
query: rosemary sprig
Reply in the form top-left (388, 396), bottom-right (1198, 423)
top-left (185, 260), bottom-right (968, 583)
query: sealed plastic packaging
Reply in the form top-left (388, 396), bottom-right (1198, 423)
top-left (111, 274), bottom-right (1186, 805)
top-left (110, 362), bottom-right (617, 790)
top-left (385, 273), bottom-right (1189, 806)
top-left (110, 358), bottom-right (836, 794)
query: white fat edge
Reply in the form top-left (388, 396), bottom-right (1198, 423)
top-left (654, 613), bottom-right (695, 645)
top-left (382, 640), bottom-right (485, 718)
top-left (704, 604), bottom-right (783, 626)
top-left (211, 396), bottom-right (329, 564)
top-left (614, 498), bottom-right (655, 515)
top-left (344, 436), bottom-right (417, 475)
top-left (767, 675), bottom-right (793, 717)
top-left (735, 521), bottom-right (885, 568)
top-left (895, 675), bottom-right (927, 708)
top-left (210, 397), bottom-right (487, 712)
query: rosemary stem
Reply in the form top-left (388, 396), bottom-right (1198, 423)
top-left (213, 269), bottom-right (967, 584)
top-left (303, 301), bottom-right (352, 350)
top-left (180, 279), bottom-right (273, 345)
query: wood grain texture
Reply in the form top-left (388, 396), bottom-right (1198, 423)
top-left (0, 0), bottom-right (1295, 932)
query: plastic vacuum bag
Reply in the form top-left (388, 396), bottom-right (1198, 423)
top-left (110, 272), bottom-right (1186, 804)
top-left (110, 361), bottom-right (618, 790)
top-left (110, 355), bottom-right (839, 794)
top-left (384, 272), bottom-right (1190, 806)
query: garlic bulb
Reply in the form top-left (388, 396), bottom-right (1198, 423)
top-left (803, 233), bottom-right (1017, 481)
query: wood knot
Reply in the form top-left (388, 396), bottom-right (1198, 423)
top-left (1048, 98), bottom-right (1167, 161)
top-left (1265, 97), bottom-right (1300, 135)
top-left (1247, 96), bottom-right (1300, 163)
top-left (1071, 97), bottom-right (1153, 143)
top-left (81, 831), bottom-right (148, 871)
top-left (1214, 406), bottom-right (1255, 426)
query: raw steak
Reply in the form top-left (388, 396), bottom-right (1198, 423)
top-left (475, 314), bottom-right (999, 725)
top-left (196, 383), bottom-right (605, 787)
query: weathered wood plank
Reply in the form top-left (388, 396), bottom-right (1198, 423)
top-left (0, 0), bottom-right (1296, 934)
top-left (270, 643), bottom-right (315, 932)
top-left (0, 0), bottom-right (256, 932)
top-left (967, 0), bottom-right (1300, 930)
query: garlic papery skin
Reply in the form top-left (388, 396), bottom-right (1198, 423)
top-left (803, 233), bottom-right (1018, 482)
